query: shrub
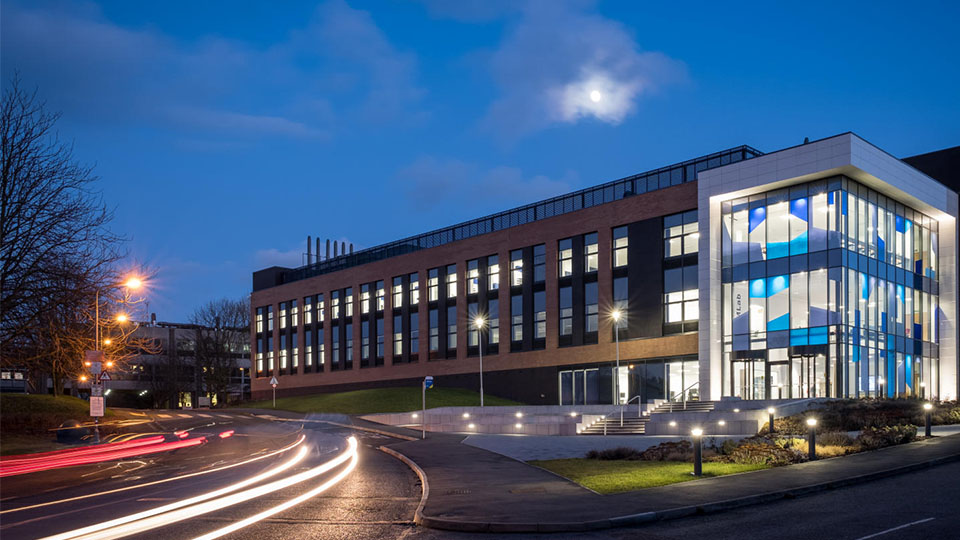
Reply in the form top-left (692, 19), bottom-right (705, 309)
top-left (639, 440), bottom-right (693, 461)
top-left (727, 441), bottom-right (804, 466)
top-left (857, 425), bottom-right (917, 449)
top-left (817, 431), bottom-right (856, 447)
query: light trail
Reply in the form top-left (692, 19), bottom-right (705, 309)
top-left (0, 434), bottom-right (306, 515)
top-left (192, 437), bottom-right (360, 540)
top-left (49, 437), bottom-right (358, 540)
top-left (39, 445), bottom-right (311, 540)
top-left (1, 437), bottom-right (166, 466)
top-left (1, 437), bottom-right (206, 477)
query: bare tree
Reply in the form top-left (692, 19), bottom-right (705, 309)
top-left (0, 76), bottom-right (155, 393)
top-left (190, 297), bottom-right (250, 405)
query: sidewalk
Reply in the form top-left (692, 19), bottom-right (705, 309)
top-left (385, 431), bottom-right (960, 532)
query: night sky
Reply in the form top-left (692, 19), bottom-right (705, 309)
top-left (3, 0), bottom-right (958, 321)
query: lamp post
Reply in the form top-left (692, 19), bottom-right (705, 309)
top-left (474, 316), bottom-right (486, 407)
top-left (691, 427), bottom-right (703, 476)
top-left (923, 402), bottom-right (933, 437)
top-left (612, 309), bottom-right (623, 425)
top-left (767, 407), bottom-right (776, 435)
top-left (878, 376), bottom-right (885, 399)
top-left (806, 418), bottom-right (818, 460)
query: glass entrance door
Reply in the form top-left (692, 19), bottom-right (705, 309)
top-left (732, 359), bottom-right (766, 400)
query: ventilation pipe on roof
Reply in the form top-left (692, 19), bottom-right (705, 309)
top-left (307, 235), bottom-right (312, 263)
top-left (341, 241), bottom-right (346, 257)
top-left (326, 239), bottom-right (331, 260)
top-left (349, 243), bottom-right (354, 254)
top-left (316, 237), bottom-right (321, 262)
top-left (334, 241), bottom-right (338, 257)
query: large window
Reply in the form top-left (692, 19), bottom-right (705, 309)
top-left (467, 260), bottom-right (480, 295)
top-left (584, 232), bottom-right (598, 273)
top-left (613, 226), bottom-right (628, 267)
top-left (665, 210), bottom-right (699, 258)
top-left (376, 281), bottom-right (385, 311)
top-left (559, 286), bottom-right (573, 336)
top-left (585, 281), bottom-right (598, 333)
top-left (410, 312), bottom-right (419, 354)
top-left (429, 309), bottom-right (439, 352)
top-left (664, 265), bottom-right (698, 327)
top-left (446, 265), bottom-right (457, 297)
top-left (428, 269), bottom-right (439, 302)
top-left (345, 288), bottom-right (353, 317)
top-left (410, 273), bottom-right (420, 305)
top-left (613, 276), bottom-right (628, 330)
top-left (331, 291), bottom-right (340, 319)
top-left (468, 302), bottom-right (480, 346)
top-left (447, 305), bottom-right (457, 349)
top-left (361, 323), bottom-right (370, 362)
top-left (488, 299), bottom-right (499, 345)
top-left (558, 239), bottom-right (573, 277)
top-left (392, 277), bottom-right (403, 308)
top-left (393, 314), bottom-right (403, 356)
top-left (488, 255), bottom-right (500, 290)
top-left (534, 244), bottom-right (546, 282)
top-left (317, 294), bottom-right (325, 322)
top-left (534, 290), bottom-right (546, 339)
top-left (511, 295), bottom-right (523, 342)
top-left (510, 250), bottom-right (523, 286)
top-left (376, 318), bottom-right (384, 358)
top-left (304, 296), bottom-right (313, 325)
top-left (361, 284), bottom-right (371, 314)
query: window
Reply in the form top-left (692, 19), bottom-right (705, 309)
top-left (488, 299), bottom-right (499, 345)
top-left (361, 284), bottom-right (371, 314)
top-left (584, 232), bottom-right (598, 273)
top-left (291, 331), bottom-right (298, 369)
top-left (376, 318), bottom-right (384, 358)
top-left (279, 302), bottom-right (287, 329)
top-left (664, 210), bottom-right (699, 257)
top-left (558, 238), bottom-right (573, 277)
top-left (468, 302), bottom-right (479, 346)
top-left (362, 323), bottom-right (370, 361)
top-left (410, 312), bottom-right (419, 354)
top-left (410, 272), bottom-right (420, 305)
top-left (345, 323), bottom-right (353, 363)
top-left (267, 306), bottom-right (273, 331)
top-left (394, 314), bottom-right (403, 355)
top-left (331, 330), bottom-right (340, 367)
top-left (447, 305), bottom-right (457, 349)
top-left (345, 288), bottom-right (353, 317)
top-left (429, 309), bottom-right (439, 351)
top-left (318, 294), bottom-right (325, 322)
top-left (511, 295), bottom-right (523, 342)
top-left (291, 299), bottom-right (298, 327)
top-left (613, 226), bottom-right (628, 267)
top-left (613, 276), bottom-right (628, 330)
top-left (510, 250), bottom-right (523, 287)
top-left (446, 264), bottom-right (457, 297)
top-left (534, 244), bottom-right (546, 282)
top-left (392, 277), bottom-right (403, 308)
top-left (585, 281), bottom-right (598, 332)
top-left (376, 281), bottom-right (385, 311)
top-left (467, 259), bottom-right (480, 295)
top-left (280, 335), bottom-right (287, 368)
top-left (487, 255), bottom-right (500, 290)
top-left (559, 287), bottom-right (573, 336)
top-left (428, 269), bottom-right (439, 302)
top-left (256, 307), bottom-right (264, 333)
top-left (534, 290), bottom-right (546, 339)
top-left (664, 265), bottom-right (698, 325)
top-left (304, 297), bottom-right (313, 325)
top-left (305, 329), bottom-right (313, 366)
top-left (332, 291), bottom-right (340, 319)
top-left (318, 330), bottom-right (324, 366)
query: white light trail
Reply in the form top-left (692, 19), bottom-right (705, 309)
top-left (49, 437), bottom-right (357, 540)
top-left (192, 438), bottom-right (360, 540)
top-left (2, 435), bottom-right (306, 515)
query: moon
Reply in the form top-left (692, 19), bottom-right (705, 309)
top-left (589, 90), bottom-right (602, 103)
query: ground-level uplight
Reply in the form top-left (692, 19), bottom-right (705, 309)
top-left (467, 423), bottom-right (475, 430)
top-left (691, 428), bottom-right (703, 476)
top-left (515, 412), bottom-right (523, 418)
top-left (569, 411), bottom-right (577, 417)
top-left (462, 412), bottom-right (470, 419)
top-left (733, 408), bottom-right (740, 413)
top-left (767, 407), bottom-right (776, 434)
top-left (924, 402), bottom-right (933, 437)
top-left (806, 418), bottom-right (818, 460)
top-left (718, 420), bottom-right (726, 426)
top-left (669, 421), bottom-right (677, 427)
top-left (515, 423), bottom-right (522, 429)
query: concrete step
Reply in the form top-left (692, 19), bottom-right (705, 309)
top-left (579, 416), bottom-right (648, 435)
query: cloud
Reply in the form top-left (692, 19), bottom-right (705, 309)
top-left (476, 0), bottom-right (686, 138)
top-left (253, 247), bottom-right (304, 269)
top-left (1, 0), bottom-right (422, 142)
top-left (398, 156), bottom-right (575, 211)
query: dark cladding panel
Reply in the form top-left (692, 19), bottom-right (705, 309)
top-left (628, 218), bottom-right (665, 338)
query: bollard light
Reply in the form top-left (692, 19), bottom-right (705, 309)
top-left (806, 418), bottom-right (818, 460)
top-left (463, 412), bottom-right (470, 419)
top-left (923, 402), bottom-right (933, 438)
top-left (691, 428), bottom-right (704, 476)
top-left (515, 412), bottom-right (523, 418)
top-left (767, 407), bottom-right (776, 435)
top-left (733, 408), bottom-right (740, 413)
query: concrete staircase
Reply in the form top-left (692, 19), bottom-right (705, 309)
top-left (651, 400), bottom-right (716, 414)
top-left (579, 414), bottom-right (648, 435)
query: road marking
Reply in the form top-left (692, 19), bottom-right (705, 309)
top-left (198, 413), bottom-right (212, 418)
top-left (854, 517), bottom-right (936, 540)
top-left (156, 414), bottom-right (171, 419)
top-left (178, 414), bottom-right (191, 418)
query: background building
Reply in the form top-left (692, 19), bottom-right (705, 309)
top-left (251, 133), bottom-right (959, 405)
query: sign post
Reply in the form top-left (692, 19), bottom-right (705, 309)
top-left (270, 376), bottom-right (279, 408)
top-left (422, 376), bottom-right (433, 439)
top-left (84, 353), bottom-right (105, 443)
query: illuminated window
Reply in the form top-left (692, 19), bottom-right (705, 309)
top-left (488, 255), bottom-right (500, 290)
top-left (256, 307), bottom-right (264, 333)
top-left (559, 286), bottom-right (573, 336)
top-left (345, 323), bottom-right (353, 363)
top-left (613, 276), bottom-right (628, 330)
top-left (429, 309), bottom-right (439, 351)
top-left (467, 259), bottom-right (480, 295)
top-left (534, 290), bottom-right (546, 339)
top-left (510, 250), bottom-right (523, 287)
top-left (318, 331), bottom-right (324, 365)
top-left (331, 291), bottom-right (340, 319)
top-left (361, 284), bottom-right (371, 314)
top-left (361, 323), bottom-right (370, 361)
top-left (446, 264), bottom-right (457, 297)
top-left (447, 305), bottom-right (457, 349)
top-left (558, 238), bottom-right (573, 277)
top-left (291, 300), bottom-right (298, 327)
top-left (488, 298), bottom-right (499, 345)
top-left (511, 295), bottom-right (522, 342)
top-left (613, 226), bottom-right (628, 267)
top-left (533, 244), bottom-right (545, 282)
top-left (392, 277), bottom-right (403, 308)
top-left (394, 314), bottom-right (403, 355)
top-left (584, 232), bottom-right (598, 273)
top-left (664, 210), bottom-right (698, 257)
top-left (376, 318), bottom-right (384, 358)
top-left (304, 297), bottom-right (313, 325)
top-left (468, 302), bottom-right (479, 346)
top-left (317, 294), bottom-right (325, 322)
top-left (376, 281), bottom-right (385, 311)
top-left (305, 329), bottom-right (313, 367)
top-left (410, 272), bottom-right (420, 305)
top-left (428, 269), bottom-right (439, 302)
top-left (410, 312), bottom-right (419, 354)
top-left (291, 331), bottom-right (298, 369)
top-left (267, 306), bottom-right (273, 331)
top-left (279, 302), bottom-right (287, 329)
top-left (585, 281), bottom-right (598, 332)
top-left (345, 288), bottom-right (353, 317)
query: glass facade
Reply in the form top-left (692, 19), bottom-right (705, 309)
top-left (721, 177), bottom-right (940, 399)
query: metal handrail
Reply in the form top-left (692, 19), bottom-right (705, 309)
top-left (669, 381), bottom-right (701, 410)
top-left (602, 395), bottom-right (644, 435)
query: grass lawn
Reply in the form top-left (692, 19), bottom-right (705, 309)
top-left (529, 459), bottom-right (770, 494)
top-left (0, 394), bottom-right (115, 455)
top-left (241, 387), bottom-right (521, 415)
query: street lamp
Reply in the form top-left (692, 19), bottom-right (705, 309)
top-left (474, 315), bottom-right (486, 407)
top-left (806, 418), bottom-right (818, 460)
top-left (94, 276), bottom-right (143, 351)
top-left (691, 427), bottom-right (703, 476)
top-left (878, 376), bottom-right (885, 398)
top-left (923, 402), bottom-right (933, 437)
top-left (611, 309), bottom-right (623, 425)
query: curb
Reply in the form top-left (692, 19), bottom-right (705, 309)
top-left (320, 420), bottom-right (418, 442)
top-left (382, 442), bottom-right (960, 533)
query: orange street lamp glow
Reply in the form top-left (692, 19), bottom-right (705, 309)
top-left (124, 277), bottom-right (143, 290)
top-left (116, 314), bottom-right (128, 323)
top-left (80, 375), bottom-right (88, 382)
top-left (103, 339), bottom-right (112, 346)
top-left (106, 361), bottom-right (114, 368)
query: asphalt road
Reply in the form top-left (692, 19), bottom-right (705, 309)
top-left (4, 410), bottom-right (958, 540)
